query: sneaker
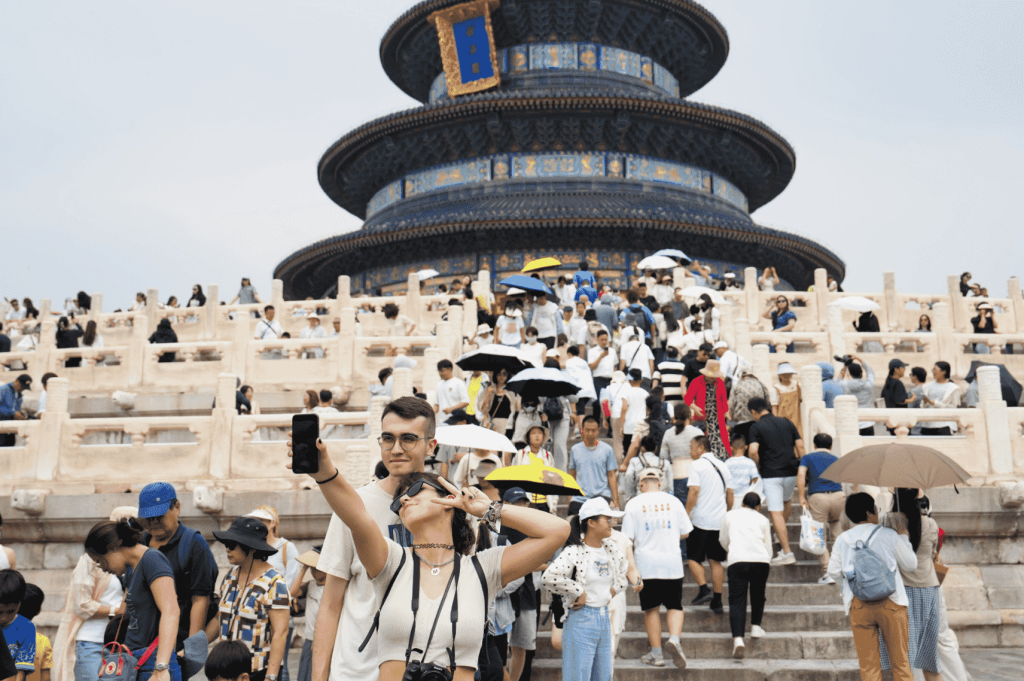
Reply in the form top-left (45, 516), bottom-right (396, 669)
top-left (640, 652), bottom-right (665, 667)
top-left (691, 588), bottom-right (713, 605)
top-left (817, 574), bottom-right (836, 585)
top-left (710, 600), bottom-right (724, 614)
top-left (664, 639), bottom-right (687, 669)
top-left (750, 625), bottom-right (766, 639)
top-left (770, 551), bottom-right (796, 566)
top-left (733, 637), bottom-right (745, 659)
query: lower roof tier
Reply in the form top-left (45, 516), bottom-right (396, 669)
top-left (277, 178), bottom-right (843, 299)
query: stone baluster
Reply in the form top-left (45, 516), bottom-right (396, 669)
top-left (0, 299), bottom-right (8, 323)
top-left (947, 275), bottom-right (968, 331)
top-left (271, 279), bottom-right (285, 317)
top-left (437, 319), bottom-right (455, 368)
top-left (89, 293), bottom-right (103, 325)
top-left (203, 284), bottom-right (219, 340)
top-left (826, 302), bottom-right (846, 363)
top-left (814, 268), bottom-right (829, 328)
top-left (477, 269), bottom-right (492, 312)
top-left (146, 288), bottom-right (160, 335)
top-left (833, 395), bottom-right (862, 456)
top-left (978, 366), bottom-right (1013, 475)
top-left (883, 272), bottom-right (899, 331)
top-left (407, 273), bottom-right (423, 331)
top-left (462, 297), bottom-right (478, 342)
top-left (392, 366), bottom-right (413, 398)
top-left (231, 310), bottom-right (251, 380)
top-left (424, 347), bottom-right (442, 381)
top-left (672, 267), bottom-right (687, 292)
top-left (1008, 277), bottom-right (1023, 334)
top-left (35, 377), bottom-right (69, 481)
top-left (931, 302), bottom-right (955, 365)
top-left (744, 267), bottom-right (759, 329)
top-left (336, 307), bottom-right (356, 387)
top-left (751, 343), bottom-right (771, 393)
top-left (35, 319), bottom-right (56, 386)
top-left (735, 318), bottom-right (753, 364)
top-left (126, 308), bottom-right (149, 388)
top-left (336, 275), bottom-right (352, 315)
top-left (39, 298), bottom-right (52, 319)
top-left (799, 363), bottom-right (826, 444)
top-left (718, 298), bottom-right (736, 348)
top-left (209, 373), bottom-right (237, 479)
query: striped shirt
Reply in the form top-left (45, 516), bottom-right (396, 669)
top-left (654, 360), bottom-right (686, 402)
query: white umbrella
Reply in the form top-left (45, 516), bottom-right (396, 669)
top-left (636, 255), bottom-right (680, 271)
top-left (836, 296), bottom-right (881, 313)
top-left (434, 424), bottom-right (517, 453)
top-left (653, 248), bottom-right (690, 261)
top-left (678, 286), bottom-right (726, 304)
top-left (415, 268), bottom-right (440, 280)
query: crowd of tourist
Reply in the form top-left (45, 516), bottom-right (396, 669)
top-left (3, 260), bottom-right (1015, 681)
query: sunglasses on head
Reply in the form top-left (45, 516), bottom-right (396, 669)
top-left (391, 479), bottom-right (448, 514)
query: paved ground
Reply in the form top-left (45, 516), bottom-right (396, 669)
top-left (186, 646), bottom-right (1024, 681)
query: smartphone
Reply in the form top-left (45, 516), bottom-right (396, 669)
top-left (291, 414), bottom-right (320, 475)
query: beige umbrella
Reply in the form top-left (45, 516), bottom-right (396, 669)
top-left (820, 442), bottom-right (971, 490)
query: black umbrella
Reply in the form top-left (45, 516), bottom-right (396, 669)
top-left (964, 361), bottom-right (1022, 407)
top-left (455, 346), bottom-right (537, 375)
top-left (505, 367), bottom-right (581, 397)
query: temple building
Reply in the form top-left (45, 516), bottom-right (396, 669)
top-left (275, 0), bottom-right (845, 297)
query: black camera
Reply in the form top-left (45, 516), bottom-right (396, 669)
top-left (402, 661), bottom-right (452, 681)
top-left (834, 355), bottom-right (855, 366)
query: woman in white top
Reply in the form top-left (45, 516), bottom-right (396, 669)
top-left (542, 498), bottom-right (629, 681)
top-left (246, 506), bottom-right (299, 681)
top-left (919, 362), bottom-right (962, 435)
top-left (718, 492), bottom-right (773, 659)
top-left (758, 267), bottom-right (780, 291)
top-left (495, 305), bottom-right (525, 347)
top-left (291, 441), bottom-right (568, 681)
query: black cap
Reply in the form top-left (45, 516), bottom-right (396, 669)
top-left (888, 359), bottom-right (908, 370)
top-left (16, 374), bottom-right (32, 388)
top-left (628, 368), bottom-right (643, 381)
top-left (212, 516), bottom-right (278, 554)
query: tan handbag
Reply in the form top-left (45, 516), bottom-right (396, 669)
top-left (934, 560), bottom-right (949, 585)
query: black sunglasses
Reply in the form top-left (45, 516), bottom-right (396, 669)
top-left (391, 479), bottom-right (448, 514)
top-left (221, 540), bottom-right (238, 551)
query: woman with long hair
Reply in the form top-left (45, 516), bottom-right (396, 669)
top-left (81, 320), bottom-right (102, 348)
top-left (301, 390), bottom-right (319, 414)
top-left (880, 489), bottom-right (943, 680)
top-left (542, 498), bottom-right (629, 680)
top-left (290, 436), bottom-right (569, 681)
top-left (683, 360), bottom-right (732, 460)
top-left (762, 295), bottom-right (796, 353)
top-left (56, 315), bottom-right (84, 367)
top-left (698, 294), bottom-right (720, 342)
top-left (204, 516), bottom-right (290, 681)
top-left (186, 285), bottom-right (206, 323)
top-left (479, 368), bottom-right (513, 436)
top-left (917, 315), bottom-right (932, 332)
top-left (22, 298), bottom-right (39, 319)
top-left (83, 518), bottom-right (180, 681)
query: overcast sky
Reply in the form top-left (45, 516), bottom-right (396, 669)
top-left (2, 1), bottom-right (1021, 311)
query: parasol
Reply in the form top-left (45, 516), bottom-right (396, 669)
top-left (522, 257), bottom-right (562, 273)
top-left (636, 255), bottom-right (680, 271)
top-left (506, 367), bottom-right (581, 397)
top-left (486, 461), bottom-right (584, 496)
top-left (820, 442), bottom-right (971, 490)
top-left (499, 275), bottom-right (553, 296)
top-left (415, 268), bottom-right (440, 281)
top-left (456, 345), bottom-right (538, 374)
top-left (433, 424), bottom-right (517, 453)
top-left (653, 248), bottom-right (690, 262)
top-left (677, 286), bottom-right (725, 304)
top-left (835, 296), bottom-right (881, 313)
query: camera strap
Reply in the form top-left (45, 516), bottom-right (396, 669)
top-left (405, 549), bottom-right (460, 670)
top-left (357, 549), bottom-right (407, 653)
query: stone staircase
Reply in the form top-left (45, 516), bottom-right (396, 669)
top-left (532, 502), bottom-right (864, 680)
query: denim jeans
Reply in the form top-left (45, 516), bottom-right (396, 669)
top-left (134, 646), bottom-right (182, 681)
top-left (562, 605), bottom-right (613, 681)
top-left (673, 478), bottom-right (689, 561)
top-left (279, 626), bottom-right (294, 681)
top-left (297, 639), bottom-right (313, 681)
top-left (74, 641), bottom-right (104, 681)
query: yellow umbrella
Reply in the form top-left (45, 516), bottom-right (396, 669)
top-left (485, 460), bottom-right (582, 496)
top-left (521, 257), bottom-right (562, 273)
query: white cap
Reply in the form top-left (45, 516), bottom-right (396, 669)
top-left (578, 497), bottom-right (625, 520)
top-left (724, 272), bottom-right (736, 279)
top-left (713, 341), bottom-right (728, 350)
top-left (776, 362), bottom-right (796, 375)
top-left (477, 323), bottom-right (492, 334)
top-left (245, 508), bottom-right (275, 522)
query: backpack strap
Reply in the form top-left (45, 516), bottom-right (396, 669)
top-left (865, 525), bottom-right (883, 547)
top-left (357, 549), bottom-right (407, 653)
top-left (472, 554), bottom-right (488, 605)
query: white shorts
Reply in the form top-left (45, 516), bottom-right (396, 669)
top-left (763, 476), bottom-right (797, 512)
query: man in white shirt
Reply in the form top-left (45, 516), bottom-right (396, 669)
top-left (685, 435), bottom-right (733, 613)
top-left (434, 359), bottom-right (470, 424)
top-left (713, 341), bottom-right (748, 382)
top-left (621, 468), bottom-right (693, 669)
top-left (526, 292), bottom-right (563, 349)
top-left (300, 313), bottom-right (329, 358)
top-left (564, 345), bottom-right (597, 433)
top-left (255, 305), bottom-right (285, 359)
top-left (4, 299), bottom-right (25, 321)
top-left (588, 330), bottom-right (618, 432)
top-left (314, 397), bottom-right (431, 681)
top-left (619, 330), bottom-right (655, 383)
top-left (919, 361), bottom-right (962, 435)
top-left (652, 275), bottom-right (675, 307)
top-left (614, 369), bottom-right (650, 454)
top-left (826, 493), bottom-right (917, 681)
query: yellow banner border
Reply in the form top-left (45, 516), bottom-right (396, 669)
top-left (428, 0), bottom-right (502, 98)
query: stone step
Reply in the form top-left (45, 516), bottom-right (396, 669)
top-left (620, 604), bottom-right (848, 632)
top-left (539, 582), bottom-right (843, 608)
top-left (534, 630), bottom-right (856, 660)
top-left (530, 657), bottom-right (862, 680)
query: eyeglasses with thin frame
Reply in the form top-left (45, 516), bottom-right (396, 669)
top-left (377, 434), bottom-right (430, 451)
top-left (390, 479), bottom-right (447, 514)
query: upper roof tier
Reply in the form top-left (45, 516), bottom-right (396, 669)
top-left (380, 0), bottom-right (730, 102)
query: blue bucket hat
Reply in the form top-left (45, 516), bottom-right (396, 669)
top-left (138, 482), bottom-right (177, 519)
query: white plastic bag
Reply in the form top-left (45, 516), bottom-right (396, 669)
top-left (800, 507), bottom-right (826, 556)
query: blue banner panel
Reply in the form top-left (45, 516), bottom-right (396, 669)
top-left (453, 16), bottom-right (494, 83)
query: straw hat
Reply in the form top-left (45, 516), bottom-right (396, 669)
top-left (699, 359), bottom-right (724, 378)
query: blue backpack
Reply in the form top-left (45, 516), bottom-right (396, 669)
top-left (848, 526), bottom-right (897, 602)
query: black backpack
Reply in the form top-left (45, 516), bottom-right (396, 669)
top-left (542, 397), bottom-right (564, 422)
top-left (647, 418), bottom-right (670, 453)
top-left (621, 305), bottom-right (650, 334)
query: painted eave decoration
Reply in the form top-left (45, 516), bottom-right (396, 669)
top-left (428, 0), bottom-right (502, 98)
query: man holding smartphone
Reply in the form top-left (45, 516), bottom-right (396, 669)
top-left (310, 396), bottom-right (434, 681)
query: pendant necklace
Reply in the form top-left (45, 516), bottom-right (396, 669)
top-left (414, 549), bottom-right (456, 576)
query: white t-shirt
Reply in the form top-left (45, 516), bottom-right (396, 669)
top-left (583, 545), bottom-right (614, 608)
top-left (568, 317), bottom-right (588, 345)
top-left (267, 537), bottom-right (300, 592)
top-left (303, 578), bottom-right (324, 641)
top-left (435, 378), bottom-right (470, 423)
top-left (719, 507), bottom-right (773, 565)
top-left (587, 346), bottom-right (618, 378)
top-left (724, 456), bottom-right (763, 509)
top-left (521, 340), bottom-right (546, 368)
top-left (319, 482), bottom-right (411, 681)
top-left (388, 315), bottom-right (415, 336)
top-left (496, 315), bottom-right (524, 345)
top-left (688, 453), bottom-right (733, 530)
top-left (76, 573), bottom-right (124, 643)
top-left (621, 491), bottom-right (693, 580)
top-left (620, 340), bottom-right (654, 379)
top-left (255, 319), bottom-right (284, 340)
top-left (920, 381), bottom-right (962, 431)
top-left (564, 357), bottom-right (597, 400)
top-left (614, 385), bottom-right (649, 434)
top-left (530, 301), bottom-right (561, 338)
top-left (372, 543), bottom-right (505, 670)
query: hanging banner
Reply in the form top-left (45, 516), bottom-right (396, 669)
top-left (428, 0), bottom-right (502, 98)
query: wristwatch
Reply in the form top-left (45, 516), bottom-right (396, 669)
top-left (267, 675), bottom-right (278, 680)
top-left (153, 663), bottom-right (170, 672)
